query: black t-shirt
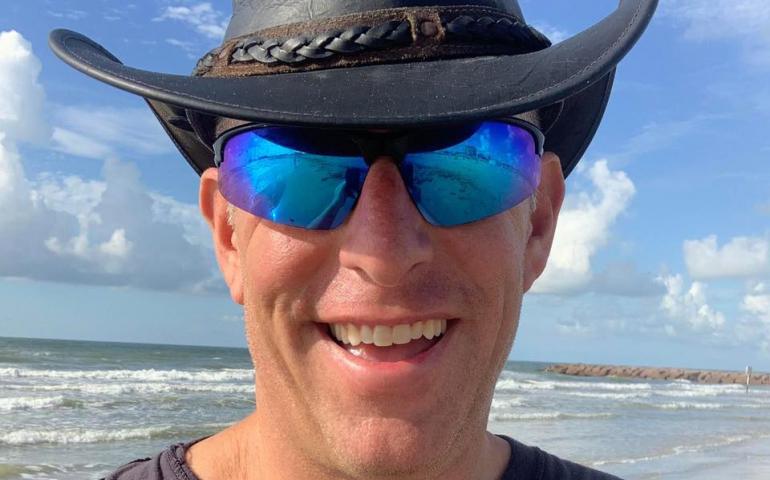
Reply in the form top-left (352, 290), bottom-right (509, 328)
top-left (103, 435), bottom-right (621, 479)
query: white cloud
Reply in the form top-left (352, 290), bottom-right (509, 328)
top-left (591, 261), bottom-right (666, 297)
top-left (165, 38), bottom-right (200, 59)
top-left (0, 31), bottom-right (54, 234)
top-left (618, 114), bottom-right (725, 160)
top-left (31, 173), bottom-right (105, 224)
top-left (51, 105), bottom-right (172, 160)
top-left (532, 159), bottom-right (636, 293)
top-left (741, 282), bottom-right (770, 323)
top-left (96, 228), bottom-right (132, 260)
top-left (683, 234), bottom-right (769, 280)
top-left (155, 3), bottom-right (229, 40)
top-left (661, 0), bottom-right (770, 67)
top-left (0, 30), bottom-right (222, 293)
top-left (737, 282), bottom-right (770, 351)
top-left (555, 319), bottom-right (593, 336)
top-left (0, 31), bottom-right (49, 144)
top-left (531, 22), bottom-right (568, 44)
top-left (0, 133), bottom-right (80, 281)
top-left (149, 192), bottom-right (212, 250)
top-left (525, 292), bottom-right (671, 341)
top-left (47, 9), bottom-right (88, 20)
top-left (31, 157), bottom-right (218, 290)
top-left (657, 274), bottom-right (726, 332)
top-left (51, 127), bottom-right (112, 159)
top-left (102, 7), bottom-right (130, 22)
top-left (166, 38), bottom-right (195, 50)
top-left (1, 148), bottom-right (219, 290)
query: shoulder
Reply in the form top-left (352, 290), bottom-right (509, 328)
top-left (101, 441), bottom-right (201, 480)
top-left (497, 435), bottom-right (623, 480)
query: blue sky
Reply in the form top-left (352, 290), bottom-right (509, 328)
top-left (1, 1), bottom-right (769, 370)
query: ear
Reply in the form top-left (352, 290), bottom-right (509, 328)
top-left (522, 152), bottom-right (565, 292)
top-left (200, 167), bottom-right (244, 304)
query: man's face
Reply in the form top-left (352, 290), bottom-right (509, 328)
top-left (200, 127), bottom-right (564, 477)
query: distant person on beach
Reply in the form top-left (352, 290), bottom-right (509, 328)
top-left (50, 0), bottom-right (657, 478)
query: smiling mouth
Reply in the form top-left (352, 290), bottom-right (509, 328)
top-left (320, 320), bottom-right (451, 363)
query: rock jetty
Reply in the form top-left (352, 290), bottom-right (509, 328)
top-left (545, 363), bottom-right (770, 385)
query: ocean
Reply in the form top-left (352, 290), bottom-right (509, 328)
top-left (1, 336), bottom-right (768, 479)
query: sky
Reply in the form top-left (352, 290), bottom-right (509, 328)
top-left (1, 0), bottom-right (769, 370)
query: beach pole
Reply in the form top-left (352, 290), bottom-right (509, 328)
top-left (746, 366), bottom-right (752, 393)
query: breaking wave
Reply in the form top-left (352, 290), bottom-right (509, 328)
top-left (0, 395), bottom-right (82, 411)
top-left (592, 434), bottom-right (756, 466)
top-left (656, 401), bottom-right (764, 410)
top-left (490, 398), bottom-right (525, 409)
top-left (0, 427), bottom-right (171, 446)
top-left (2, 382), bottom-right (252, 395)
top-left (0, 367), bottom-right (254, 382)
top-left (495, 378), bottom-right (655, 392)
top-left (564, 391), bottom-right (652, 400)
top-left (491, 411), bottom-right (615, 422)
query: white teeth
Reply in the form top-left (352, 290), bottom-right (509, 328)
top-left (373, 325), bottom-right (393, 347)
top-left (392, 324), bottom-right (412, 345)
top-left (411, 321), bottom-right (423, 340)
top-left (340, 324), bottom-right (350, 344)
top-left (423, 320), bottom-right (435, 340)
top-left (328, 319), bottom-right (448, 347)
top-left (348, 324), bottom-right (361, 346)
top-left (360, 324), bottom-right (373, 345)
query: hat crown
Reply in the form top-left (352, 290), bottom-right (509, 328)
top-left (225, 0), bottom-right (525, 40)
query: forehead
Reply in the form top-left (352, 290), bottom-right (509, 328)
top-left (213, 110), bottom-right (543, 138)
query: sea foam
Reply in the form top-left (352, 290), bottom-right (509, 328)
top-left (0, 367), bottom-right (254, 382)
top-left (592, 434), bottom-right (757, 466)
top-left (0, 427), bottom-right (171, 446)
top-left (2, 382), bottom-right (252, 395)
top-left (0, 395), bottom-right (79, 411)
top-left (491, 411), bottom-right (615, 422)
top-left (495, 378), bottom-right (654, 392)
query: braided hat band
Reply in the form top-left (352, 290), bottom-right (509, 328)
top-left (193, 5), bottom-right (551, 77)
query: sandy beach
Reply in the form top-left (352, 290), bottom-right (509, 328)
top-left (546, 363), bottom-right (770, 385)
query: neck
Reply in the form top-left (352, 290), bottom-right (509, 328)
top-left (186, 408), bottom-right (511, 480)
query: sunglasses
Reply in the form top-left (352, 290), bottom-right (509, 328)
top-left (212, 118), bottom-right (544, 230)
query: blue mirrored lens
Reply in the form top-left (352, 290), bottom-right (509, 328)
top-left (219, 129), bottom-right (367, 229)
top-left (218, 121), bottom-right (540, 229)
top-left (401, 121), bottom-right (540, 226)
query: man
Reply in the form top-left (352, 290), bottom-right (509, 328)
top-left (50, 0), bottom-right (657, 478)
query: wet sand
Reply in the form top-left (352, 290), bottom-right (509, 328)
top-left (546, 363), bottom-right (770, 385)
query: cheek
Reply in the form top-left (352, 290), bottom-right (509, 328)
top-left (241, 227), bottom-right (330, 301)
top-left (447, 211), bottom-right (528, 302)
top-left (237, 224), bottom-right (337, 350)
top-left (236, 224), bottom-right (345, 405)
top-left (445, 210), bottom-right (528, 359)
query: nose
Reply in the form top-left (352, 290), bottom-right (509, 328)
top-left (338, 158), bottom-right (434, 287)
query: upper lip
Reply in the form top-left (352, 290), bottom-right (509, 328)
top-left (316, 314), bottom-right (457, 327)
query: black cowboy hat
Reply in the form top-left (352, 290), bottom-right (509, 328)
top-left (49, 0), bottom-right (657, 177)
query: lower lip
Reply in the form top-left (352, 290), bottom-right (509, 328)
top-left (314, 321), bottom-right (455, 395)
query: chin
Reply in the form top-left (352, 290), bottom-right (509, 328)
top-left (327, 417), bottom-right (449, 477)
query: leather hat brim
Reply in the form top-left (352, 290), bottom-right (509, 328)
top-left (48, 0), bottom-right (655, 176)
